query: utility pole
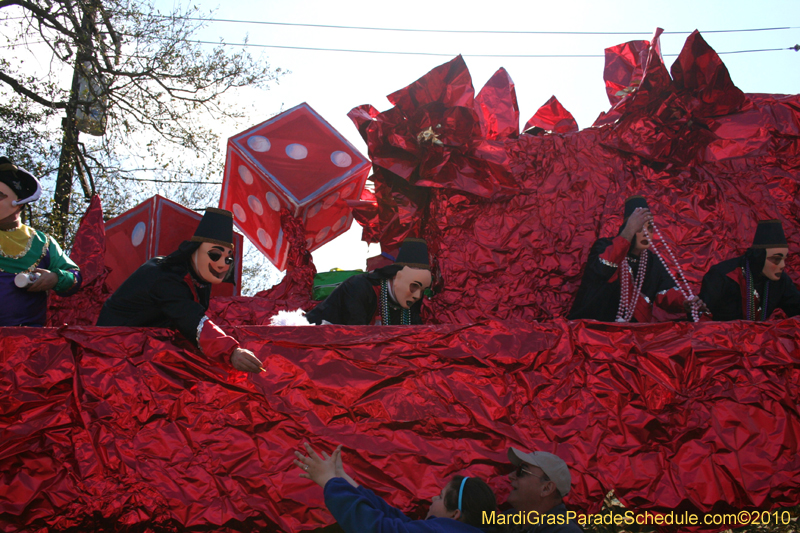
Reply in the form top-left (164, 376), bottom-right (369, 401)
top-left (52, 1), bottom-right (97, 241)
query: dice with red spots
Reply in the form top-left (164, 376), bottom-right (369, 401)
top-left (104, 195), bottom-right (244, 297)
top-left (220, 103), bottom-right (371, 271)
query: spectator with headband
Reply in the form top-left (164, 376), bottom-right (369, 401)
top-left (506, 448), bottom-right (582, 533)
top-left (294, 442), bottom-right (500, 532)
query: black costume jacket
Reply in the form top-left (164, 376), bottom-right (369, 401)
top-left (306, 268), bottom-right (423, 325)
top-left (699, 255), bottom-right (800, 321)
top-left (569, 235), bottom-right (684, 322)
top-left (97, 257), bottom-right (211, 345)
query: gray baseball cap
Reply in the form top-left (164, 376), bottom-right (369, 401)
top-left (508, 447), bottom-right (571, 497)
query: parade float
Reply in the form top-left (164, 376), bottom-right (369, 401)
top-left (2, 30), bottom-right (799, 532)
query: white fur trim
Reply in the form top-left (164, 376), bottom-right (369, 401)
top-left (197, 315), bottom-right (209, 344)
top-left (269, 309), bottom-right (312, 326)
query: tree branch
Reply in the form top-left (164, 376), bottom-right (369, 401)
top-left (0, 0), bottom-right (76, 37)
top-left (0, 70), bottom-right (68, 109)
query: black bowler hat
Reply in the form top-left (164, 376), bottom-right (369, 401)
top-left (0, 156), bottom-right (42, 205)
top-left (750, 219), bottom-right (788, 249)
top-left (191, 208), bottom-right (234, 248)
top-left (623, 195), bottom-right (649, 219)
top-left (395, 238), bottom-right (430, 270)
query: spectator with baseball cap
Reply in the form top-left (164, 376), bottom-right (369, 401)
top-left (507, 448), bottom-right (582, 533)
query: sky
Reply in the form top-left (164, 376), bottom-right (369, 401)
top-left (179, 0), bottom-right (799, 279)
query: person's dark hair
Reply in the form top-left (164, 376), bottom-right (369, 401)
top-left (159, 240), bottom-right (201, 267)
top-left (443, 475), bottom-right (498, 528)
top-left (745, 248), bottom-right (767, 278)
top-left (158, 240), bottom-right (236, 284)
top-left (370, 263), bottom-right (404, 280)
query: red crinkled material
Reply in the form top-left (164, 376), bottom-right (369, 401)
top-left (523, 95), bottom-right (579, 134)
top-left (474, 67), bottom-right (520, 141)
top-left (603, 39), bottom-right (650, 106)
top-left (8, 27), bottom-right (799, 532)
top-left (209, 209), bottom-right (318, 325)
top-left (351, 55), bottom-right (517, 201)
top-left (348, 30), bottom-right (798, 324)
top-left (2, 320), bottom-right (800, 532)
top-left (47, 195), bottom-right (111, 327)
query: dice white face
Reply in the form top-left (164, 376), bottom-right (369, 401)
top-left (247, 136), bottom-right (271, 152)
top-left (331, 151), bottom-right (352, 167)
top-left (131, 222), bottom-right (146, 247)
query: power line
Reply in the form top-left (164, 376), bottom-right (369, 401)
top-left (189, 40), bottom-right (797, 58)
top-left (175, 18), bottom-right (800, 36)
top-left (3, 35), bottom-right (796, 58)
top-left (113, 174), bottom-right (222, 185)
top-left (4, 13), bottom-right (799, 36)
top-left (184, 17), bottom-right (800, 36)
top-left (4, 37), bottom-right (794, 58)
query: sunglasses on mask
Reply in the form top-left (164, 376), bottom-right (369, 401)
top-left (207, 250), bottom-right (234, 265)
top-left (766, 255), bottom-right (786, 266)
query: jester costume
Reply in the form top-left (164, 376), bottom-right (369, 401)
top-left (0, 157), bottom-right (81, 327)
top-left (0, 226), bottom-right (82, 326)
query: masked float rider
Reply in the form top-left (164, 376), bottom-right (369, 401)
top-left (97, 208), bottom-right (263, 372)
top-left (699, 219), bottom-right (800, 321)
top-left (306, 238), bottom-right (432, 325)
top-left (569, 195), bottom-right (705, 322)
top-left (0, 156), bottom-right (82, 327)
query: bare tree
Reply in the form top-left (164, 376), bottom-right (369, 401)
top-left (0, 0), bottom-right (284, 240)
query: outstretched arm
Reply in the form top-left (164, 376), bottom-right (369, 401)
top-left (295, 443), bottom-right (413, 528)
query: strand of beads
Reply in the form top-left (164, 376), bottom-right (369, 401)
top-left (616, 251), bottom-right (648, 322)
top-left (615, 258), bottom-right (630, 322)
top-left (744, 260), bottom-right (770, 321)
top-left (380, 279), bottom-right (411, 325)
top-left (744, 261), bottom-right (754, 320)
top-left (644, 225), bottom-right (700, 322)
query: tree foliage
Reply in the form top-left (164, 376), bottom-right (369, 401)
top-left (0, 0), bottom-right (282, 236)
top-left (0, 0), bottom-right (285, 292)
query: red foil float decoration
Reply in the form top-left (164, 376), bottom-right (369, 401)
top-left (2, 320), bottom-right (800, 531)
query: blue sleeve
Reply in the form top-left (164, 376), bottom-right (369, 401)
top-left (323, 477), bottom-right (439, 533)
top-left (353, 485), bottom-right (412, 522)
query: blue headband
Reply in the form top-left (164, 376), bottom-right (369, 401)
top-left (457, 477), bottom-right (469, 512)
